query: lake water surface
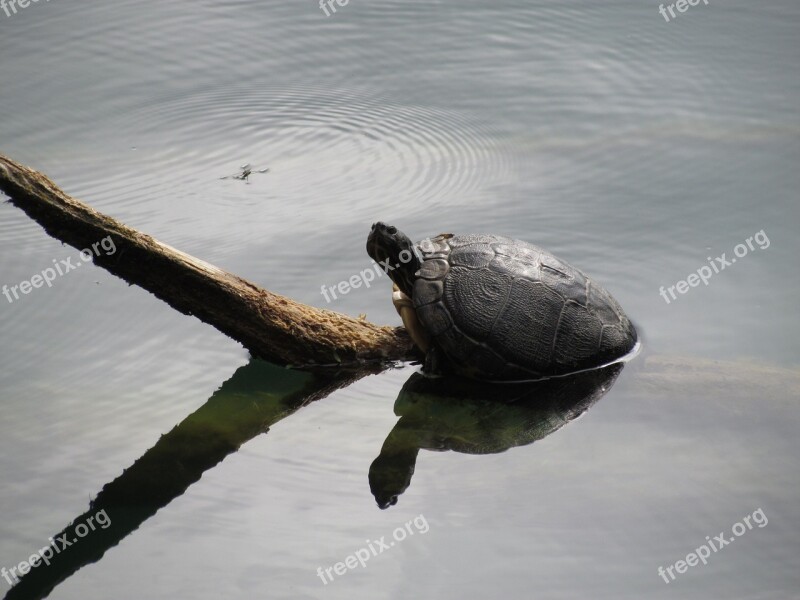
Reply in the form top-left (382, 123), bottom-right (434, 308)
top-left (1, 1), bottom-right (798, 598)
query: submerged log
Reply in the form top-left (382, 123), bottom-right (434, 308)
top-left (0, 154), bottom-right (415, 368)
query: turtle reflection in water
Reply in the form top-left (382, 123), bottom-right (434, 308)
top-left (370, 363), bottom-right (623, 508)
top-left (366, 223), bottom-right (638, 381)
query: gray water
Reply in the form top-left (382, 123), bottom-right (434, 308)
top-left (1, 0), bottom-right (799, 598)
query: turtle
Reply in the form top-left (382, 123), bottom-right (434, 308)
top-left (366, 222), bottom-right (638, 381)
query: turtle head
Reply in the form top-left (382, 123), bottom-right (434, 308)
top-left (366, 222), bottom-right (420, 297)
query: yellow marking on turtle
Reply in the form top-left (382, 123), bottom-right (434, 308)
top-left (392, 284), bottom-right (431, 353)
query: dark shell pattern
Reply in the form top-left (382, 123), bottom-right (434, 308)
top-left (412, 234), bottom-right (637, 380)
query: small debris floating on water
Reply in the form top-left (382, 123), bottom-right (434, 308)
top-left (220, 163), bottom-right (269, 183)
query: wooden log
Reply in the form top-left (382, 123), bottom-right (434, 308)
top-left (0, 154), bottom-right (416, 368)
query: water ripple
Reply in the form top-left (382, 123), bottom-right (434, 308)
top-left (111, 85), bottom-right (508, 213)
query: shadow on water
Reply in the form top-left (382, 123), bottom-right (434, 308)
top-left (369, 363), bottom-right (625, 508)
top-left (4, 359), bottom-right (625, 599)
top-left (3, 360), bottom-right (368, 600)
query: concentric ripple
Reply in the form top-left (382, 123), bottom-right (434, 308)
top-left (107, 84), bottom-right (509, 219)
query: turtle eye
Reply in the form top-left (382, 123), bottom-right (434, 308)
top-left (386, 226), bottom-right (397, 235)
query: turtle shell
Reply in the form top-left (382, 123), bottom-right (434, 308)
top-left (412, 234), bottom-right (637, 380)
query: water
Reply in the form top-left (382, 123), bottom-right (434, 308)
top-left (1, 1), bottom-right (798, 598)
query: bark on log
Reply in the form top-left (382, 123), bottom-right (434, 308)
top-left (0, 154), bottom-right (416, 368)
